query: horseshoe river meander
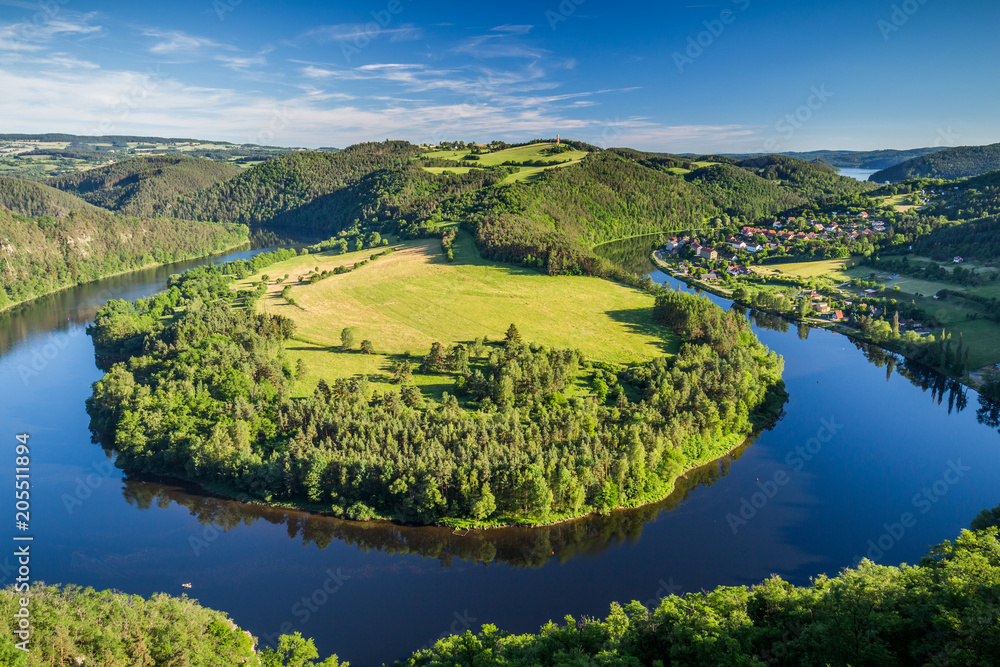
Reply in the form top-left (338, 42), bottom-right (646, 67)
top-left (2, 241), bottom-right (999, 665)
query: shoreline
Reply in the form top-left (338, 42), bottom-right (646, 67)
top-left (648, 250), bottom-right (986, 393)
top-left (117, 423), bottom-right (774, 533)
top-left (0, 239), bottom-right (251, 314)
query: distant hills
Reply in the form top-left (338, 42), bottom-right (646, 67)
top-left (870, 143), bottom-right (1000, 182)
top-left (0, 176), bottom-right (100, 218)
top-left (719, 147), bottom-right (947, 170)
top-left (48, 156), bottom-right (242, 217)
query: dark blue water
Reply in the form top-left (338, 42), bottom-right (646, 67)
top-left (1, 252), bottom-right (997, 666)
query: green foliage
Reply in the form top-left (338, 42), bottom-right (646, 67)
top-left (48, 155), bottom-right (242, 216)
top-left (0, 176), bottom-right (99, 217)
top-left (0, 207), bottom-right (247, 310)
top-left (0, 583), bottom-right (258, 666)
top-left (872, 142), bottom-right (1000, 182)
top-left (86, 258), bottom-right (785, 526)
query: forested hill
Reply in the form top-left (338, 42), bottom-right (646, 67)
top-left (726, 147), bottom-right (944, 169)
top-left (0, 176), bottom-right (99, 218)
top-left (0, 207), bottom-right (247, 310)
top-left (914, 215), bottom-right (1000, 261)
top-left (871, 143), bottom-right (1000, 182)
top-left (447, 152), bottom-right (713, 273)
top-left (736, 155), bottom-right (877, 200)
top-left (170, 141), bottom-right (424, 227)
top-left (48, 155), bottom-right (242, 217)
top-left (685, 163), bottom-right (807, 220)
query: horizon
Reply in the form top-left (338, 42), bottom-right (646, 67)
top-left (1, 1), bottom-right (998, 153)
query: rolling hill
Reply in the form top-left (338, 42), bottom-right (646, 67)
top-left (0, 176), bottom-right (99, 218)
top-left (870, 143), bottom-right (1000, 182)
top-left (48, 155), bottom-right (242, 217)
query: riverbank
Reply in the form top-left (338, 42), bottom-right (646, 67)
top-left (649, 250), bottom-right (988, 393)
top-left (0, 238), bottom-right (250, 314)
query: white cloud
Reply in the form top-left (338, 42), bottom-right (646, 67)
top-left (215, 54), bottom-right (266, 70)
top-left (0, 11), bottom-right (101, 51)
top-left (142, 29), bottom-right (228, 55)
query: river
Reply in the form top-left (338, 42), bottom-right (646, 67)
top-left (2, 242), bottom-right (999, 665)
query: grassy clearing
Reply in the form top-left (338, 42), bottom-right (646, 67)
top-left (761, 257), bottom-right (861, 281)
top-left (241, 234), bottom-right (676, 398)
top-left (422, 166), bottom-right (479, 175)
top-left (422, 142), bottom-right (589, 184)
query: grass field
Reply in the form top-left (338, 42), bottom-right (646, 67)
top-left (422, 142), bottom-right (589, 184)
top-left (762, 257), bottom-right (861, 281)
top-left (240, 233), bottom-right (676, 398)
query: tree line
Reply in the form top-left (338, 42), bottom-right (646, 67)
top-left (86, 258), bottom-right (785, 526)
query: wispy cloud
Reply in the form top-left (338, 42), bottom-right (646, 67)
top-left (0, 12), bottom-right (102, 51)
top-left (300, 23), bottom-right (423, 44)
top-left (142, 29), bottom-right (229, 55)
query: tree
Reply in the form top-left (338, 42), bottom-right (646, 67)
top-left (420, 342), bottom-right (446, 373)
top-left (260, 632), bottom-right (344, 667)
top-left (505, 323), bottom-right (522, 344)
top-left (360, 339), bottom-right (375, 354)
top-left (892, 310), bottom-right (900, 337)
top-left (340, 328), bottom-right (356, 350)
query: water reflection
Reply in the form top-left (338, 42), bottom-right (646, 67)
top-left (120, 438), bottom-right (757, 569)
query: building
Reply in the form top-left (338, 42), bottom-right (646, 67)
top-left (700, 247), bottom-right (718, 261)
top-left (812, 302), bottom-right (831, 314)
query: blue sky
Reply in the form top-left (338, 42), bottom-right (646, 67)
top-left (0, 0), bottom-right (997, 152)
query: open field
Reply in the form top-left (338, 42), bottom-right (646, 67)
top-left (666, 161), bottom-right (720, 175)
top-left (422, 142), bottom-right (588, 184)
top-left (422, 166), bottom-right (478, 175)
top-left (762, 257), bottom-right (861, 280)
top-left (240, 234), bottom-right (677, 398)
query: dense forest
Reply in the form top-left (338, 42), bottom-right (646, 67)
top-left (913, 215), bottom-right (1000, 261)
top-left (0, 583), bottom-right (343, 666)
top-left (0, 176), bottom-right (100, 218)
top-left (736, 155), bottom-right (877, 200)
top-left (871, 143), bottom-right (1000, 182)
top-left (685, 163), bottom-right (807, 220)
top-left (0, 206), bottom-right (247, 309)
top-left (170, 142), bottom-right (426, 228)
top-left (85, 254), bottom-right (785, 526)
top-left (48, 155), bottom-right (242, 217)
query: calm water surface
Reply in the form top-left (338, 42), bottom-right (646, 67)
top-left (1, 242), bottom-right (998, 665)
